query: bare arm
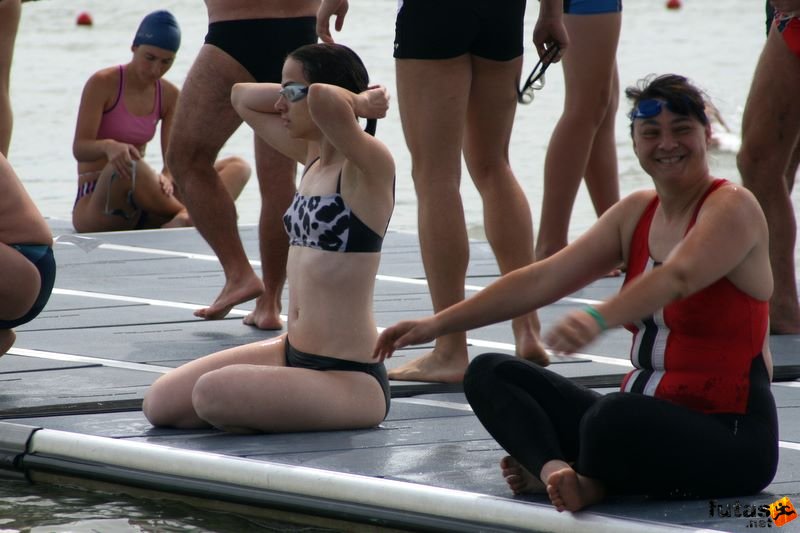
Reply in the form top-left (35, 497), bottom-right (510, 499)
top-left (231, 82), bottom-right (308, 163)
top-left (157, 80), bottom-right (180, 183)
top-left (72, 72), bottom-right (140, 180)
top-left (373, 196), bottom-right (632, 361)
top-left (307, 83), bottom-right (393, 180)
top-left (533, 0), bottom-right (568, 61)
top-left (316, 0), bottom-right (349, 43)
top-left (547, 185), bottom-right (771, 354)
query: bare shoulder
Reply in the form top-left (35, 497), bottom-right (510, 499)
top-left (160, 79), bottom-right (180, 109)
top-left (703, 181), bottom-right (766, 222)
top-left (607, 189), bottom-right (657, 221)
top-left (82, 66), bottom-right (121, 102)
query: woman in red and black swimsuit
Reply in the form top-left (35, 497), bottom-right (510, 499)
top-left (374, 74), bottom-right (778, 513)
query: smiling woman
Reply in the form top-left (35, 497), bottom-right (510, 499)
top-left (373, 74), bottom-right (778, 513)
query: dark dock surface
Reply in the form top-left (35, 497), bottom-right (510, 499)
top-left (2, 218), bottom-right (799, 532)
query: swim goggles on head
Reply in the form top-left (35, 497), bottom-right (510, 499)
top-left (629, 97), bottom-right (709, 124)
top-left (628, 99), bottom-right (677, 120)
top-left (518, 44), bottom-right (560, 105)
top-left (279, 83), bottom-right (309, 102)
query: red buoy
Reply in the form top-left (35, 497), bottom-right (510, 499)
top-left (666, 0), bottom-right (682, 9)
top-left (76, 12), bottom-right (93, 26)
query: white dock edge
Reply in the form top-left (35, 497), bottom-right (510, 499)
top-left (23, 428), bottom-right (714, 533)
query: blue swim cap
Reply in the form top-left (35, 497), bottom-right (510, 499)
top-left (132, 10), bottom-right (181, 53)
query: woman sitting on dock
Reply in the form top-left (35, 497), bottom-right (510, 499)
top-left (374, 74), bottom-right (778, 512)
top-left (71, 10), bottom-right (250, 233)
top-left (0, 153), bottom-right (56, 355)
top-left (143, 43), bottom-right (395, 433)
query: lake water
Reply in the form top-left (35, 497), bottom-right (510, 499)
top-left (4, 0), bottom-right (798, 529)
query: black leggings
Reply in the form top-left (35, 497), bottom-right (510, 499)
top-left (463, 353), bottom-right (779, 498)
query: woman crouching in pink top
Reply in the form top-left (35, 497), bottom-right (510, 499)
top-left (72, 10), bottom-right (251, 233)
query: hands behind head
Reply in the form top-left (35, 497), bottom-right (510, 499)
top-left (356, 85), bottom-right (390, 120)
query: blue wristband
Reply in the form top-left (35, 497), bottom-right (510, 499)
top-left (583, 306), bottom-right (608, 331)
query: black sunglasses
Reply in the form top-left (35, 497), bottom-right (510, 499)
top-left (518, 44), bottom-right (560, 105)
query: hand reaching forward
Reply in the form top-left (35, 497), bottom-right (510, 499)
top-left (373, 318), bottom-right (438, 362)
top-left (544, 309), bottom-right (604, 355)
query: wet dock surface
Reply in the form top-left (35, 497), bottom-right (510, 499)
top-left (2, 218), bottom-right (799, 532)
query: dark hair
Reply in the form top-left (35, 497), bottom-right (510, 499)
top-left (287, 43), bottom-right (369, 95)
top-left (625, 74), bottom-right (709, 136)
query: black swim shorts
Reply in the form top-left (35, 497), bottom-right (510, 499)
top-left (205, 17), bottom-right (317, 82)
top-left (394, 0), bottom-right (526, 61)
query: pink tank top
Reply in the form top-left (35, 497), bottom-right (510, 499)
top-left (95, 65), bottom-right (162, 146)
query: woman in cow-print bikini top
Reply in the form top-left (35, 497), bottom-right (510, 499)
top-left (283, 157), bottom-right (392, 253)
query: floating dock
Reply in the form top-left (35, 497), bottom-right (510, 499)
top-left (1, 219), bottom-right (799, 532)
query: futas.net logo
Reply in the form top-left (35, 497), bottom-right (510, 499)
top-left (709, 497), bottom-right (797, 528)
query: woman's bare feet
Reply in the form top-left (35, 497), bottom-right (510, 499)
top-left (544, 464), bottom-right (606, 513)
top-left (501, 456), bottom-right (545, 494)
top-left (0, 329), bottom-right (15, 356)
top-left (387, 334), bottom-right (469, 383)
top-left (513, 313), bottom-right (550, 366)
top-left (243, 296), bottom-right (283, 330)
top-left (195, 274), bottom-right (264, 320)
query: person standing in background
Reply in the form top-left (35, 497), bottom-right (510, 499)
top-left (166, 1), bottom-right (319, 328)
top-left (535, 0), bottom-right (621, 262)
top-left (737, 0), bottom-right (800, 334)
top-left (0, 0), bottom-right (21, 156)
top-left (317, 0), bottom-right (568, 383)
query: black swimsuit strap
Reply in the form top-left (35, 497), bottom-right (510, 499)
top-left (301, 157), bottom-right (321, 178)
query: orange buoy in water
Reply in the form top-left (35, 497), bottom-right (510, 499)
top-left (76, 12), bottom-right (93, 26)
top-left (666, 0), bottom-right (682, 9)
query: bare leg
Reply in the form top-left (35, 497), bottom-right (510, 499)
top-left (500, 456), bottom-right (545, 494)
top-left (166, 45), bottom-right (263, 320)
top-left (144, 335), bottom-right (386, 433)
top-left (738, 28), bottom-right (800, 334)
top-left (242, 136), bottom-right (294, 330)
top-left (392, 56), bottom-right (472, 383)
top-left (164, 156), bottom-right (251, 228)
top-left (535, 13), bottom-right (621, 260)
top-left (0, 329), bottom-right (15, 356)
top-left (0, 0), bottom-right (20, 156)
top-left (542, 459), bottom-right (606, 513)
top-left (464, 56), bottom-right (547, 365)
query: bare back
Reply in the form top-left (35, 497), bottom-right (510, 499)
top-left (205, 0), bottom-right (319, 22)
top-left (0, 157), bottom-right (51, 245)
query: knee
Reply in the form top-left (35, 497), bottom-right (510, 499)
top-left (166, 143), bottom-right (214, 184)
top-left (142, 382), bottom-right (171, 427)
top-left (190, 370), bottom-right (228, 427)
top-left (464, 352), bottom-right (511, 400)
